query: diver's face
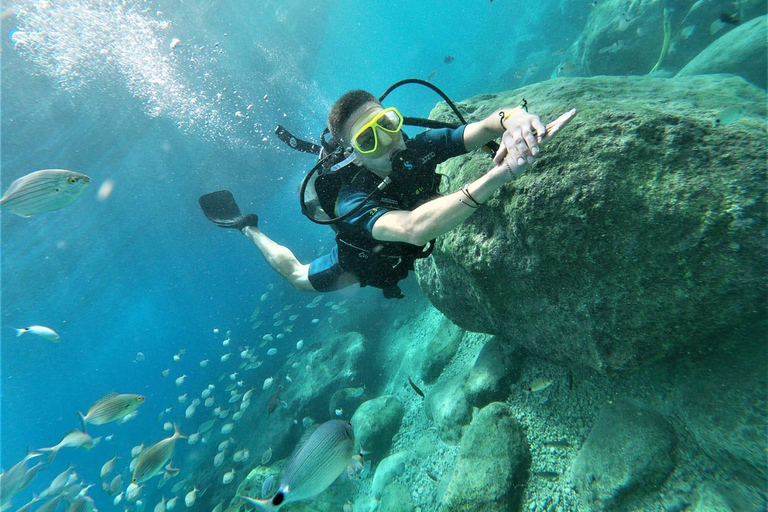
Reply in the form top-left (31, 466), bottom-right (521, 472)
top-left (344, 103), bottom-right (406, 175)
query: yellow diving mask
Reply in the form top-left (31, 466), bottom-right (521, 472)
top-left (351, 107), bottom-right (404, 154)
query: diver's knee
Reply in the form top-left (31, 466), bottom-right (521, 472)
top-left (287, 264), bottom-right (315, 292)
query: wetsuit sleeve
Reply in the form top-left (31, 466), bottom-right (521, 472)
top-left (336, 189), bottom-right (391, 234)
top-left (411, 125), bottom-right (468, 165)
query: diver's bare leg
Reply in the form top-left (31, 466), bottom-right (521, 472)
top-left (241, 226), bottom-right (315, 292)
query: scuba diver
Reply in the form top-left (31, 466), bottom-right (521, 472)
top-left (200, 86), bottom-right (575, 299)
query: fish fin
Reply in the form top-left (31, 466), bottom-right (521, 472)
top-left (38, 448), bottom-right (58, 465)
top-left (78, 412), bottom-right (87, 434)
top-left (15, 328), bottom-right (27, 337)
top-left (172, 423), bottom-right (187, 439)
top-left (237, 495), bottom-right (275, 511)
top-left (91, 392), bottom-right (119, 407)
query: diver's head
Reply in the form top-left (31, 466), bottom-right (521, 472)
top-left (328, 90), bottom-right (406, 175)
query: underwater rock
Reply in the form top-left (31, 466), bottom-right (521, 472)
top-left (350, 395), bottom-right (404, 459)
top-left (691, 481), bottom-right (766, 512)
top-left (677, 15), bottom-right (767, 89)
top-left (370, 451), bottom-right (413, 498)
top-left (572, 399), bottom-right (677, 512)
top-left (417, 74), bottom-right (767, 372)
top-left (464, 336), bottom-right (522, 407)
top-left (378, 481), bottom-right (413, 512)
top-left (440, 402), bottom-right (528, 512)
top-left (574, 0), bottom-right (765, 77)
top-left (425, 375), bottom-right (472, 445)
top-left (282, 331), bottom-right (367, 415)
top-left (420, 317), bottom-right (464, 383)
top-left (675, 335), bottom-right (767, 490)
top-left (236, 464), bottom-right (282, 503)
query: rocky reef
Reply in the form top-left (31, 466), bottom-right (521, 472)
top-left (417, 74), bottom-right (766, 373)
top-left (186, 74), bottom-right (765, 512)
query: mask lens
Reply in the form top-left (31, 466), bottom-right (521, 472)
top-left (377, 109), bottom-right (402, 131)
top-left (354, 127), bottom-right (376, 153)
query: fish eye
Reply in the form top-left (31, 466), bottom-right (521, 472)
top-left (67, 177), bottom-right (76, 183)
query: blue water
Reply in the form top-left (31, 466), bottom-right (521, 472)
top-left (2, 0), bottom-right (580, 509)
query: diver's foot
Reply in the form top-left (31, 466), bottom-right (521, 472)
top-left (235, 213), bottom-right (258, 231)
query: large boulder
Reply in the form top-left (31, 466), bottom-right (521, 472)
top-left (420, 317), bottom-right (464, 383)
top-left (425, 375), bottom-right (472, 445)
top-left (439, 402), bottom-right (529, 512)
top-left (677, 15), bottom-right (768, 89)
top-left (417, 75), bottom-right (767, 372)
top-left (675, 334), bottom-right (767, 484)
top-left (571, 0), bottom-right (766, 78)
top-left (371, 451), bottom-right (413, 498)
top-left (350, 395), bottom-right (404, 459)
top-left (572, 399), bottom-right (677, 512)
top-left (464, 336), bottom-right (523, 407)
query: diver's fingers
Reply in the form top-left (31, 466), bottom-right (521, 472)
top-left (521, 125), bottom-right (539, 158)
top-left (537, 109), bottom-right (577, 144)
top-left (493, 143), bottom-right (509, 166)
top-left (503, 127), bottom-right (533, 165)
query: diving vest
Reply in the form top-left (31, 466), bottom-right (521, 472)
top-left (329, 140), bottom-right (445, 296)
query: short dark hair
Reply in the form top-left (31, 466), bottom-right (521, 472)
top-left (327, 90), bottom-right (380, 143)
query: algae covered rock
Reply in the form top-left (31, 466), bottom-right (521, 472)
top-left (350, 395), bottom-right (404, 459)
top-left (425, 375), bottom-right (472, 445)
top-left (573, 0), bottom-right (766, 77)
top-left (464, 336), bottom-right (522, 407)
top-left (675, 335), bottom-right (767, 484)
top-left (282, 331), bottom-right (367, 416)
top-left (371, 451), bottom-right (413, 498)
top-left (677, 15), bottom-right (768, 88)
top-left (378, 482), bottom-right (413, 512)
top-left (420, 317), bottom-right (464, 383)
top-left (440, 402), bottom-right (529, 512)
top-left (572, 399), bottom-right (677, 512)
top-left (417, 74), bottom-right (767, 372)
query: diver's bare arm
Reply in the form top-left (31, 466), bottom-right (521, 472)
top-left (372, 109), bottom-right (576, 247)
top-left (371, 170), bottom-right (509, 246)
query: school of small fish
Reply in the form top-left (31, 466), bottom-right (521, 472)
top-left (4, 285), bottom-right (361, 512)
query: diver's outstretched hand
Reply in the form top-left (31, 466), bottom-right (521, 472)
top-left (492, 108), bottom-right (577, 181)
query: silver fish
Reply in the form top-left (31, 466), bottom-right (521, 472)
top-left (80, 393), bottom-right (145, 429)
top-left (0, 169), bottom-right (91, 217)
top-left (38, 430), bottom-right (93, 462)
top-left (238, 420), bottom-right (355, 510)
top-left (15, 495), bottom-right (42, 512)
top-left (14, 325), bottom-right (60, 343)
top-left (100, 455), bottom-right (119, 479)
top-left (64, 496), bottom-right (95, 512)
top-left (109, 474), bottom-right (124, 496)
top-left (0, 452), bottom-right (44, 504)
top-left (132, 424), bottom-right (185, 483)
top-left (34, 495), bottom-right (64, 512)
top-left (40, 464), bottom-right (74, 498)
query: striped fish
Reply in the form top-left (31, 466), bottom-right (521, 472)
top-left (132, 424), bottom-right (185, 484)
top-left (34, 495), bottom-right (64, 512)
top-left (1, 169), bottom-right (90, 217)
top-left (238, 420), bottom-right (356, 511)
top-left (79, 393), bottom-right (145, 430)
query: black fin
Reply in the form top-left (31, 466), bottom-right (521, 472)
top-left (198, 190), bottom-right (258, 229)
